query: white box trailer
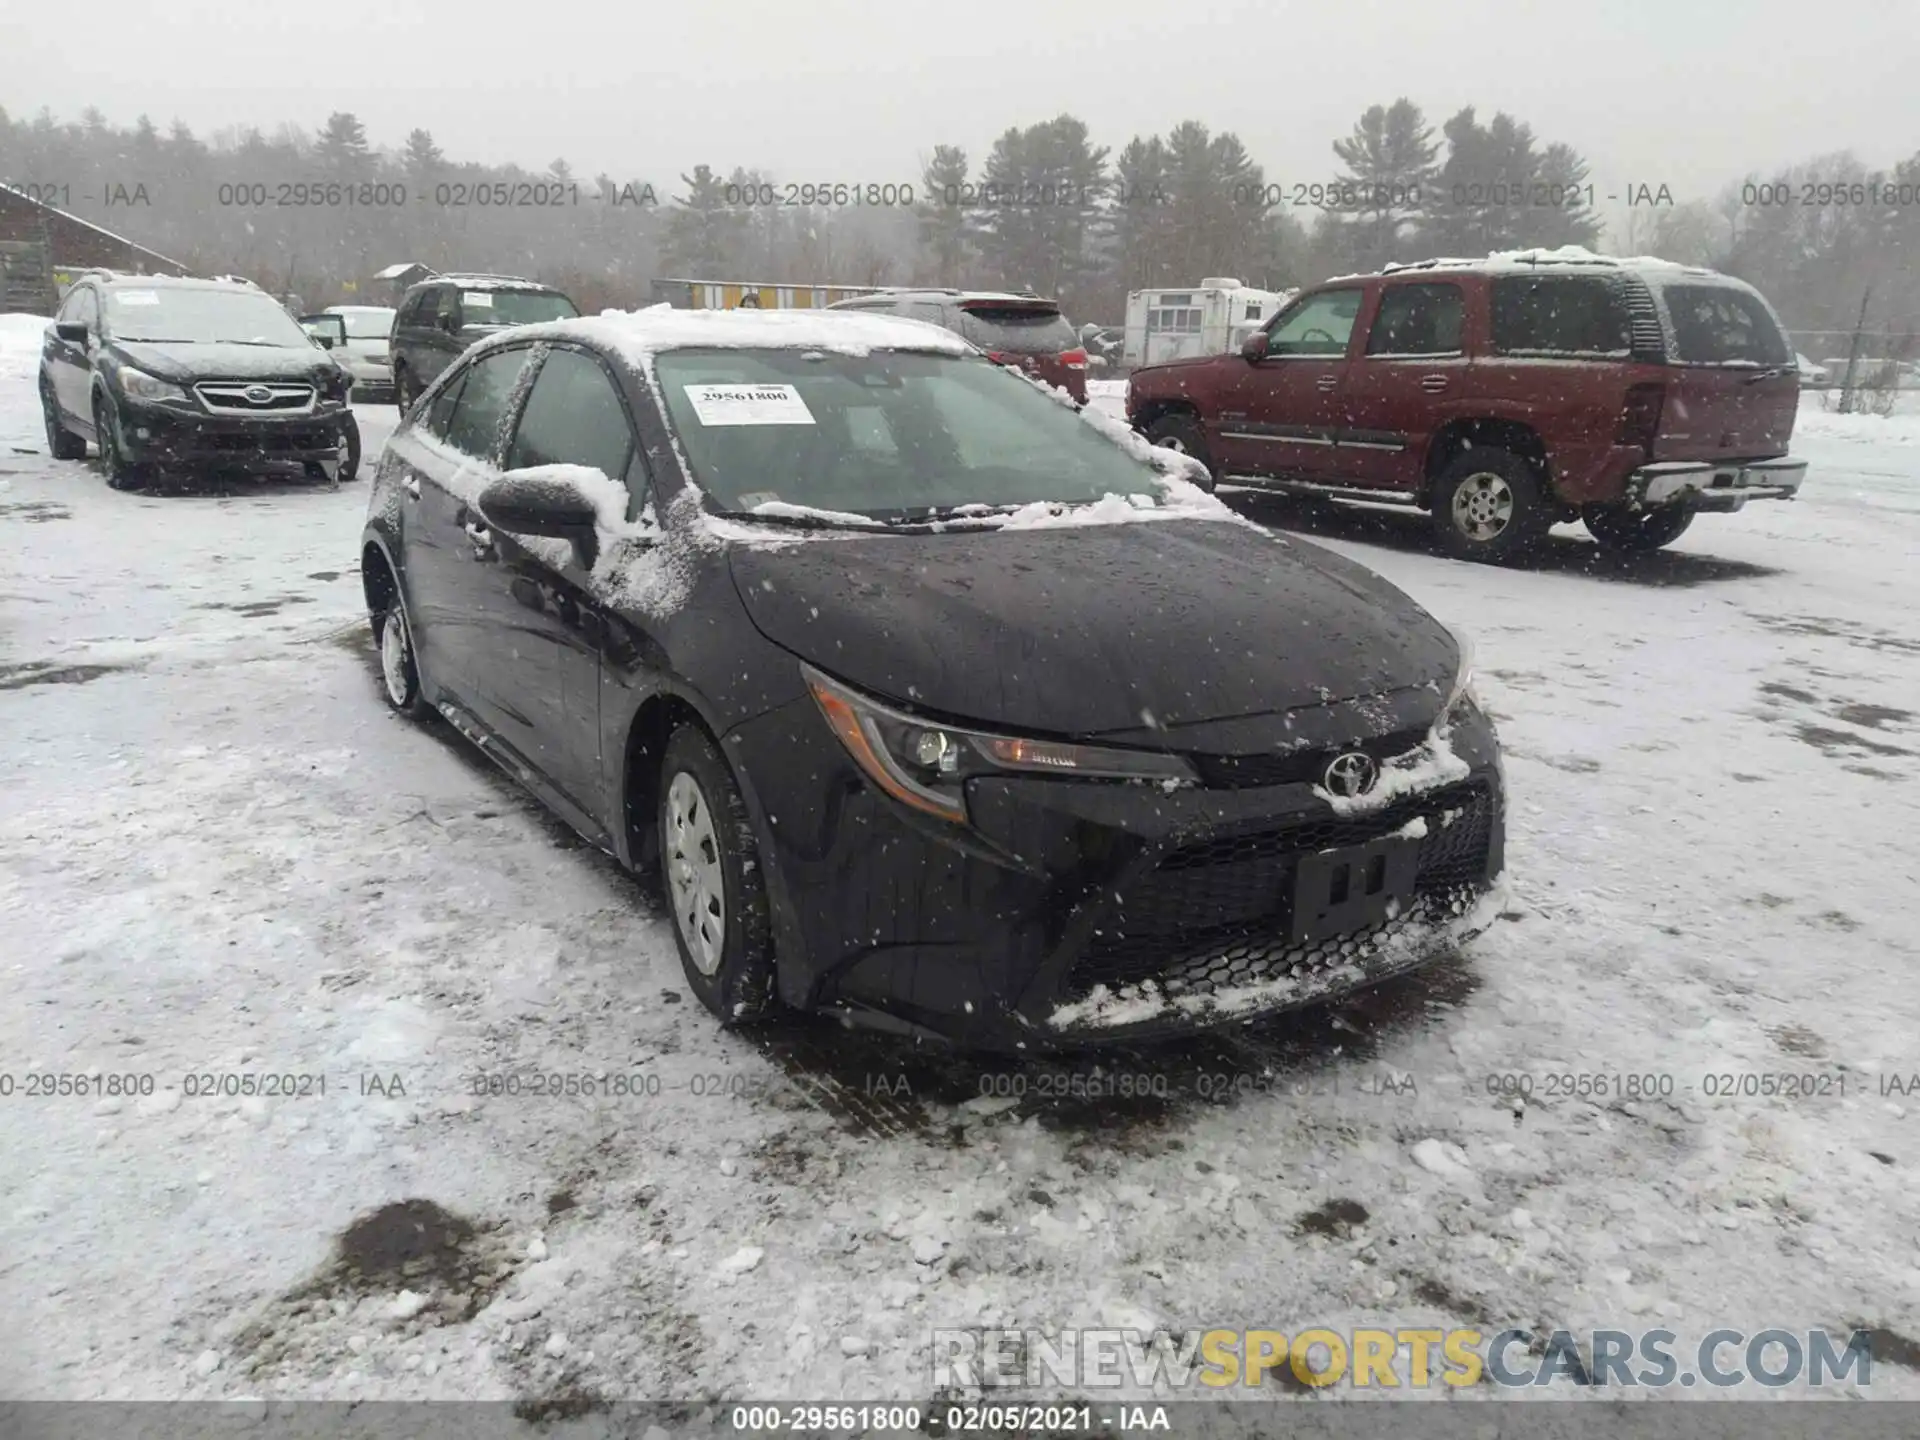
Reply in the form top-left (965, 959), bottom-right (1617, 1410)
top-left (1123, 278), bottom-right (1295, 368)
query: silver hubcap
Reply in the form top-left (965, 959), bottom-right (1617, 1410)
top-left (1156, 434), bottom-right (1189, 453)
top-left (380, 608), bottom-right (411, 705)
top-left (665, 771), bottom-right (726, 976)
top-left (1452, 472), bottom-right (1513, 541)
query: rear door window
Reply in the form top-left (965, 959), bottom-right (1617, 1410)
top-left (1659, 284), bottom-right (1791, 366)
top-left (956, 305), bottom-right (1076, 355)
top-left (442, 347), bottom-right (533, 460)
top-left (1365, 283), bottom-right (1466, 356)
top-left (1489, 276), bottom-right (1630, 357)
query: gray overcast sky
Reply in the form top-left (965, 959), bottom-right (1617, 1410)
top-left (4, 0), bottom-right (1917, 219)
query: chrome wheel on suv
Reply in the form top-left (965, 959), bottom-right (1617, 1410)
top-left (1451, 471), bottom-right (1513, 542)
top-left (1432, 448), bottom-right (1551, 564)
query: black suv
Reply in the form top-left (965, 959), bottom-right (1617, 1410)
top-left (38, 271), bottom-right (360, 490)
top-left (389, 273), bottom-right (579, 410)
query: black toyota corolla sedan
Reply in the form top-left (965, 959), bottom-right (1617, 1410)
top-left (359, 307), bottom-right (1505, 1049)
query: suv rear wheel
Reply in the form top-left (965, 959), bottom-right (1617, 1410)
top-left (1584, 504), bottom-right (1693, 553)
top-left (658, 725), bottom-right (777, 1026)
top-left (1431, 448), bottom-right (1551, 563)
top-left (1144, 413), bottom-right (1218, 491)
top-left (393, 366), bottom-right (417, 413)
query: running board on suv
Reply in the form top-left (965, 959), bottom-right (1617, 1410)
top-left (1221, 475), bottom-right (1426, 508)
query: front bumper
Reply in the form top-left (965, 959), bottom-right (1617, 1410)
top-left (1627, 456), bottom-right (1807, 512)
top-left (115, 397), bottom-right (353, 470)
top-left (731, 696), bottom-right (1505, 1051)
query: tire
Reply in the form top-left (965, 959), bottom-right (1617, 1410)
top-left (658, 725), bottom-right (778, 1027)
top-left (93, 393), bottom-right (146, 491)
top-left (393, 365), bottom-right (416, 414)
top-left (1430, 447), bottom-right (1552, 564)
top-left (1584, 503), bottom-right (1694, 553)
top-left (40, 378), bottom-right (87, 460)
top-left (375, 589), bottom-right (431, 719)
top-left (305, 416), bottom-right (361, 485)
top-left (1144, 412), bottom-right (1218, 491)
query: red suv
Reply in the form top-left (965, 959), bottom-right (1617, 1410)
top-left (1125, 252), bottom-right (1807, 562)
top-left (830, 289), bottom-right (1089, 403)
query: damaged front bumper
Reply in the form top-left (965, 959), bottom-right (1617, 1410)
top-left (1627, 456), bottom-right (1807, 512)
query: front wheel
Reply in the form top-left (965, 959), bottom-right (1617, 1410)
top-left (305, 416), bottom-right (362, 485)
top-left (1430, 448), bottom-right (1552, 564)
top-left (376, 593), bottom-right (430, 718)
top-left (93, 394), bottom-right (146, 491)
top-left (1584, 503), bottom-right (1693, 553)
top-left (1143, 413), bottom-right (1218, 491)
top-left (393, 366), bottom-right (417, 414)
top-left (41, 378), bottom-right (87, 460)
top-left (658, 726), bottom-right (778, 1027)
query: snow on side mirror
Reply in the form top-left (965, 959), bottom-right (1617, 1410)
top-left (480, 471), bottom-right (601, 569)
top-left (1241, 331), bottom-right (1268, 362)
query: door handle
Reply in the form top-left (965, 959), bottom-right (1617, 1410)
top-left (1420, 376), bottom-right (1448, 392)
top-left (1316, 376), bottom-right (1338, 392)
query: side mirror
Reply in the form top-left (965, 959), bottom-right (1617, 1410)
top-left (55, 321), bottom-right (88, 343)
top-left (1240, 331), bottom-right (1269, 362)
top-left (439, 312), bottom-right (462, 334)
top-left (479, 471), bottom-right (603, 569)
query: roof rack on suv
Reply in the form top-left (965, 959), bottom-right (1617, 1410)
top-left (435, 271), bottom-right (542, 285)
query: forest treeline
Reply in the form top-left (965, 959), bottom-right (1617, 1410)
top-left (3, 100), bottom-right (1916, 347)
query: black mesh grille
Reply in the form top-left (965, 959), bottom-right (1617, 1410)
top-left (1058, 885), bottom-right (1483, 1025)
top-left (1069, 782), bottom-right (1493, 996)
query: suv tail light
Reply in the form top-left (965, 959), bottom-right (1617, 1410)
top-left (1059, 348), bottom-right (1088, 371)
top-left (1616, 382), bottom-right (1665, 451)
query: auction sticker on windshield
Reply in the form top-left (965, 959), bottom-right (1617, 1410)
top-left (683, 383), bottom-right (816, 427)
top-left (462, 291), bottom-right (493, 307)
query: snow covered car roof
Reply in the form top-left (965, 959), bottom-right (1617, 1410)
top-left (504, 304), bottom-right (978, 367)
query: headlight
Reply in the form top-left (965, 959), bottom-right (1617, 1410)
top-left (804, 665), bottom-right (1196, 825)
top-left (118, 367), bottom-right (191, 404)
top-left (1439, 623), bottom-right (1477, 720)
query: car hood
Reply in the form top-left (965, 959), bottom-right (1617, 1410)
top-left (113, 341), bottom-right (337, 384)
top-left (727, 519), bottom-right (1456, 738)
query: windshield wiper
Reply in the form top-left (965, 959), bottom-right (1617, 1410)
top-left (712, 508), bottom-right (892, 533)
top-left (1743, 365), bottom-right (1795, 384)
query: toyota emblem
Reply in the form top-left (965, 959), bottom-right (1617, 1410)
top-left (1323, 751), bottom-right (1379, 798)
top-left (244, 384), bottom-right (273, 404)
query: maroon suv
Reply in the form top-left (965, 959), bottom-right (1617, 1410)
top-left (1126, 252), bottom-right (1807, 561)
top-left (830, 289), bottom-right (1089, 403)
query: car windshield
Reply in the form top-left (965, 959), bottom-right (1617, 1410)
top-left (463, 290), bottom-right (578, 326)
top-left (652, 348), bottom-right (1163, 522)
top-left (104, 287), bottom-right (313, 346)
top-left (956, 304), bottom-right (1077, 355)
top-left (335, 309), bottom-right (394, 338)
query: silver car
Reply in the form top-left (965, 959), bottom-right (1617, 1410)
top-left (323, 305), bottom-right (398, 402)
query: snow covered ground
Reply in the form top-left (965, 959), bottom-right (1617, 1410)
top-left (2, 327), bottom-right (1918, 1407)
